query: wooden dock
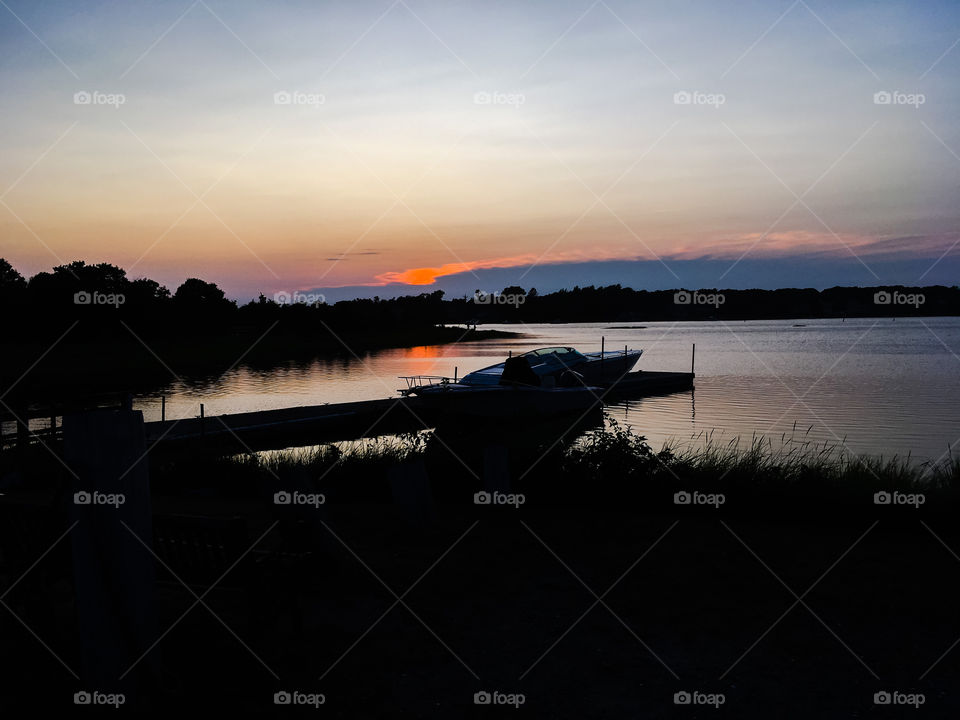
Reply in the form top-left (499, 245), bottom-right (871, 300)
top-left (142, 370), bottom-right (694, 454)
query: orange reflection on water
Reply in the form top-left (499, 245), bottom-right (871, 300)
top-left (384, 345), bottom-right (448, 360)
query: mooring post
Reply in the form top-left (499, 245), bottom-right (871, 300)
top-left (601, 336), bottom-right (605, 369)
top-left (161, 395), bottom-right (165, 423)
top-left (454, 366), bottom-right (458, 383)
top-left (691, 343), bottom-right (696, 374)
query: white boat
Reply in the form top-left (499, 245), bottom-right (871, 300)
top-left (397, 346), bottom-right (641, 418)
top-left (458, 346), bottom-right (642, 387)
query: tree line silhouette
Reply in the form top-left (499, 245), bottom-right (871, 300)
top-left (3, 260), bottom-right (955, 334)
top-left (1, 258), bottom-right (957, 401)
top-left (453, 284), bottom-right (959, 322)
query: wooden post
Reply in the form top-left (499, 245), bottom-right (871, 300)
top-left (454, 366), bottom-right (458, 383)
top-left (601, 336), bottom-right (605, 369)
top-left (64, 409), bottom-right (156, 701)
top-left (691, 343), bottom-right (696, 374)
top-left (161, 395), bottom-right (165, 423)
top-left (15, 406), bottom-right (29, 449)
top-left (200, 403), bottom-right (205, 437)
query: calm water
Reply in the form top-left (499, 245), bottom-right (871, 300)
top-left (131, 318), bottom-right (960, 463)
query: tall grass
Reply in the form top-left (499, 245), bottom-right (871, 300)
top-left (557, 420), bottom-right (960, 509)
top-left (241, 431), bottom-right (430, 476)
top-left (153, 421), bottom-right (959, 510)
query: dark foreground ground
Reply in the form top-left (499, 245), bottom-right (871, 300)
top-left (3, 493), bottom-right (958, 718)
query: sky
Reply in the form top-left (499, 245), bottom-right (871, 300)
top-left (0, 0), bottom-right (958, 301)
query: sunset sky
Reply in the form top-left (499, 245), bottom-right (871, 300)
top-left (1, 0), bottom-right (958, 300)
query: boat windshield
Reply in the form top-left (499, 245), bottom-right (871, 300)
top-left (522, 347), bottom-right (588, 363)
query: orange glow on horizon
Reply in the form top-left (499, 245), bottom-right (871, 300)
top-left (374, 255), bottom-right (540, 285)
top-left (372, 250), bottom-right (642, 287)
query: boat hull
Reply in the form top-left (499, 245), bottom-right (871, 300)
top-left (578, 351), bottom-right (642, 384)
top-left (413, 384), bottom-right (602, 419)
